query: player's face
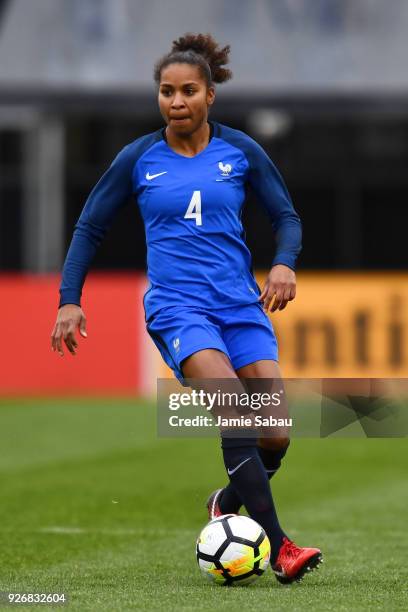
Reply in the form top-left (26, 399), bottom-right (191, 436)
top-left (158, 63), bottom-right (215, 136)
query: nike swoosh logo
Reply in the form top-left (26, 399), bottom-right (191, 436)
top-left (146, 171), bottom-right (167, 181)
top-left (227, 457), bottom-right (252, 476)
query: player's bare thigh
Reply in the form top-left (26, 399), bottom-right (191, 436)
top-left (236, 359), bottom-right (290, 450)
top-left (182, 348), bottom-right (236, 379)
top-left (181, 349), bottom-right (250, 425)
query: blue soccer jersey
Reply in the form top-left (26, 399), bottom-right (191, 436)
top-left (59, 121), bottom-right (301, 321)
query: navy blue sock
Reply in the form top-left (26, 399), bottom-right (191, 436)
top-left (220, 442), bottom-right (290, 515)
top-left (220, 435), bottom-right (287, 563)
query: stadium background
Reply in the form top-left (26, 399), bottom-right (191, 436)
top-left (0, 2), bottom-right (407, 610)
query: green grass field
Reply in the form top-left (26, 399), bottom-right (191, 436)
top-left (0, 398), bottom-right (407, 611)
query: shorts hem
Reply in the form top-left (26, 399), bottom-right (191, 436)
top-left (231, 353), bottom-right (279, 371)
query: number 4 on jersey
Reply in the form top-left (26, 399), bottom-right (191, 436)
top-left (184, 190), bottom-right (202, 226)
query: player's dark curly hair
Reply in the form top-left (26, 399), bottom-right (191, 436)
top-left (154, 33), bottom-right (232, 87)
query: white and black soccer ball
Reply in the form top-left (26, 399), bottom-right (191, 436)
top-left (196, 514), bottom-right (271, 586)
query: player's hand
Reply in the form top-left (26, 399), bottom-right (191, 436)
top-left (51, 304), bottom-right (87, 357)
top-left (259, 264), bottom-right (296, 313)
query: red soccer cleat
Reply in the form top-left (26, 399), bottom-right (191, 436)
top-left (206, 488), bottom-right (225, 520)
top-left (272, 537), bottom-right (323, 584)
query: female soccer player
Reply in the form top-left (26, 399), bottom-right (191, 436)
top-left (51, 33), bottom-right (322, 583)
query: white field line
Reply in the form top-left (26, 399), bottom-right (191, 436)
top-left (37, 526), bottom-right (195, 536)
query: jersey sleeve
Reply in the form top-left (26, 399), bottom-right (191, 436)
top-left (59, 144), bottom-right (136, 307)
top-left (245, 138), bottom-right (302, 270)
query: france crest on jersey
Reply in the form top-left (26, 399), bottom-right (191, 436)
top-left (59, 121), bottom-right (302, 323)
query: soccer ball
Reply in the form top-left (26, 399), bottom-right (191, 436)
top-left (196, 514), bottom-right (271, 586)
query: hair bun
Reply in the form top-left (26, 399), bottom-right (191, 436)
top-left (171, 33), bottom-right (232, 84)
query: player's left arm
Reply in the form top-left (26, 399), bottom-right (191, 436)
top-left (246, 138), bottom-right (302, 313)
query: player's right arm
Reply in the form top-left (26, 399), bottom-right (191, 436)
top-left (51, 144), bottom-right (135, 356)
top-left (51, 303), bottom-right (87, 356)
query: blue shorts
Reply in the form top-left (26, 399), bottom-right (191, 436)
top-left (146, 302), bottom-right (278, 385)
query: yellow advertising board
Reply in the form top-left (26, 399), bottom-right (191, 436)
top-left (153, 272), bottom-right (408, 379)
top-left (256, 272), bottom-right (407, 378)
